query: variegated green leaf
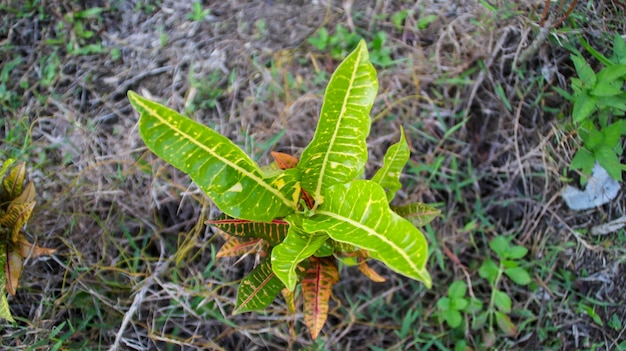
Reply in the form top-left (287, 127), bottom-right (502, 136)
top-left (391, 202), bottom-right (441, 227)
top-left (302, 256), bottom-right (338, 340)
top-left (303, 180), bottom-right (431, 288)
top-left (0, 201), bottom-right (36, 242)
top-left (234, 256), bottom-right (284, 314)
top-left (271, 215), bottom-right (328, 291)
top-left (129, 91), bottom-right (300, 222)
top-left (207, 214), bottom-right (288, 246)
top-left (216, 236), bottom-right (265, 258)
top-left (298, 40), bottom-right (378, 205)
top-left (313, 239), bottom-right (335, 257)
top-left (2, 162), bottom-right (25, 201)
top-left (0, 159), bottom-right (15, 180)
top-left (371, 127), bottom-right (409, 201)
top-left (0, 242), bottom-right (14, 322)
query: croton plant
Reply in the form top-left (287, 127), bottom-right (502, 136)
top-left (128, 40), bottom-right (439, 339)
top-left (0, 160), bottom-right (56, 322)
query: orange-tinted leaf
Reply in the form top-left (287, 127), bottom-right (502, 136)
top-left (358, 260), bottom-right (386, 282)
top-left (5, 251), bottom-right (23, 296)
top-left (302, 256), bottom-right (339, 340)
top-left (495, 311), bottom-right (517, 336)
top-left (207, 214), bottom-right (288, 245)
top-left (271, 151), bottom-right (298, 170)
top-left (15, 237), bottom-right (57, 258)
top-left (217, 236), bottom-right (264, 258)
top-left (281, 287), bottom-right (296, 314)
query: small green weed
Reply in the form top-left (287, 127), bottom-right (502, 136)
top-left (308, 25), bottom-right (395, 68)
top-left (557, 33), bottom-right (626, 183)
top-left (477, 236), bottom-right (531, 342)
top-left (188, 1), bottom-right (210, 22)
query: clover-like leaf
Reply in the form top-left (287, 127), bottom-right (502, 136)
top-left (371, 127), bottom-right (409, 201)
top-left (234, 256), bottom-right (284, 314)
top-left (302, 256), bottom-right (338, 340)
top-left (129, 91), bottom-right (301, 222)
top-left (298, 40), bottom-right (378, 206)
top-left (303, 180), bottom-right (431, 287)
top-left (271, 216), bottom-right (328, 291)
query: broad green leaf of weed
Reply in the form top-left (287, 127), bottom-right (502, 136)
top-left (595, 64), bottom-right (626, 84)
top-left (601, 120), bottom-right (623, 147)
top-left (479, 259), bottom-right (499, 285)
top-left (488, 236), bottom-right (510, 258)
top-left (391, 10), bottom-right (409, 31)
top-left (594, 145), bottom-right (622, 181)
top-left (448, 280), bottom-right (467, 299)
top-left (445, 309), bottom-right (463, 328)
top-left (572, 91), bottom-right (597, 123)
top-left (591, 79), bottom-right (624, 97)
top-left (571, 55), bottom-right (597, 86)
top-left (504, 267), bottom-right (531, 286)
top-left (583, 127), bottom-right (604, 150)
top-left (611, 33), bottom-right (626, 64)
top-left (506, 245), bottom-right (528, 260)
top-left (493, 289), bottom-right (512, 313)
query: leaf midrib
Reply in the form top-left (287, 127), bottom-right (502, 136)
top-left (314, 49), bottom-right (363, 203)
top-left (315, 210), bottom-right (421, 274)
top-left (133, 95), bottom-right (297, 210)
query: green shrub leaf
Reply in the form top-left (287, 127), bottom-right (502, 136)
top-left (234, 256), bottom-right (284, 314)
top-left (572, 91), bottom-right (597, 123)
top-left (391, 202), bottom-right (441, 226)
top-left (572, 55), bottom-right (597, 86)
top-left (298, 40), bottom-right (378, 205)
top-left (504, 267), bottom-right (531, 286)
top-left (271, 216), bottom-right (329, 291)
top-left (493, 289), bottom-right (512, 313)
top-left (302, 180), bottom-right (431, 287)
top-left (129, 91), bottom-right (301, 222)
top-left (371, 127), bottom-right (410, 201)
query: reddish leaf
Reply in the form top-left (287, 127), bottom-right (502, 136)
top-left (207, 214), bottom-right (288, 245)
top-left (15, 237), bottom-right (57, 258)
top-left (495, 311), bottom-right (517, 337)
top-left (302, 256), bottom-right (339, 339)
top-left (301, 189), bottom-right (315, 210)
top-left (358, 260), bottom-right (386, 282)
top-left (216, 236), bottom-right (265, 258)
top-left (271, 151), bottom-right (299, 170)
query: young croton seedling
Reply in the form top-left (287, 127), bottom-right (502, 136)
top-left (128, 40), bottom-right (439, 339)
top-left (0, 160), bottom-right (56, 322)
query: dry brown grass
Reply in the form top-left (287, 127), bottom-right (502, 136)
top-left (1, 0), bottom-right (625, 350)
